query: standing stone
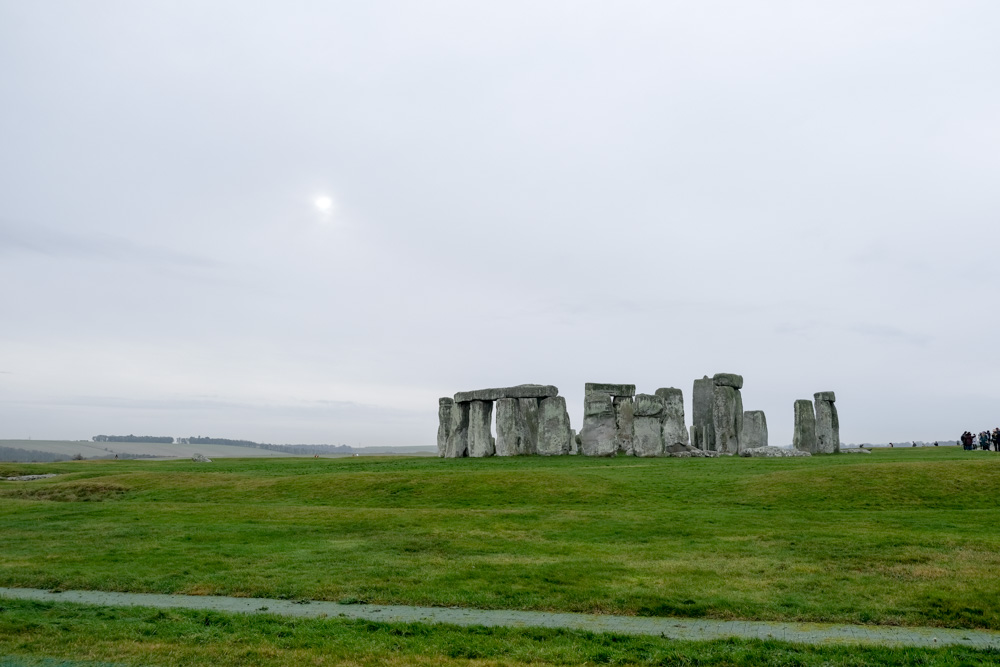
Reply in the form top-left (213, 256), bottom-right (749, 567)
top-left (814, 391), bottom-right (840, 454)
top-left (437, 398), bottom-right (454, 457)
top-left (793, 400), bottom-right (817, 453)
top-left (578, 392), bottom-right (618, 457)
top-left (445, 402), bottom-right (470, 458)
top-left (655, 388), bottom-right (689, 448)
top-left (495, 397), bottom-right (541, 456)
top-left (495, 399), bottom-right (525, 456)
top-left (569, 429), bottom-right (579, 455)
top-left (518, 398), bottom-right (540, 455)
top-left (712, 385), bottom-right (741, 454)
top-left (692, 377), bottom-right (715, 451)
top-left (537, 396), bottom-right (573, 456)
top-left (632, 393), bottom-right (665, 457)
top-left (467, 400), bottom-right (495, 457)
top-left (613, 396), bottom-right (635, 455)
top-left (742, 410), bottom-right (768, 449)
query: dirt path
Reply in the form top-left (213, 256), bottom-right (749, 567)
top-left (3, 587), bottom-right (999, 649)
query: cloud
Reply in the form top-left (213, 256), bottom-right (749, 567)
top-left (0, 219), bottom-right (219, 268)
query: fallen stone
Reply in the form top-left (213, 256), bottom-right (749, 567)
top-left (537, 396), bottom-right (573, 456)
top-left (578, 392), bottom-right (618, 457)
top-left (437, 398), bottom-right (454, 457)
top-left (445, 402), bottom-right (470, 458)
top-left (584, 383), bottom-right (636, 397)
top-left (453, 384), bottom-right (558, 403)
top-left (741, 446), bottom-right (811, 458)
top-left (656, 387), bottom-right (689, 448)
top-left (467, 400), bottom-right (495, 457)
top-left (841, 447), bottom-right (871, 454)
top-left (742, 410), bottom-right (768, 449)
top-left (793, 400), bottom-right (817, 453)
top-left (665, 442), bottom-right (704, 456)
top-left (712, 373), bottom-right (744, 390)
top-left (191, 453), bottom-right (212, 463)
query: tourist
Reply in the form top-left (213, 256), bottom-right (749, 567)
top-left (979, 431), bottom-right (990, 450)
top-left (992, 428), bottom-right (1000, 452)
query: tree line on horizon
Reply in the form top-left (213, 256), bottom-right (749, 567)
top-left (91, 435), bottom-right (355, 454)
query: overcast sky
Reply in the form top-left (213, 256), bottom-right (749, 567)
top-left (2, 1), bottom-right (998, 447)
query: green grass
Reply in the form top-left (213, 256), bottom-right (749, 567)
top-left (1, 448), bottom-right (999, 630)
top-left (2, 599), bottom-right (999, 667)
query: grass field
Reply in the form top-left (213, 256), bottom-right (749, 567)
top-left (2, 447), bottom-right (999, 651)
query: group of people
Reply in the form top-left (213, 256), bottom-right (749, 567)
top-left (960, 429), bottom-right (1000, 451)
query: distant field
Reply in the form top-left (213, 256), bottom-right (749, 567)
top-left (0, 439), bottom-right (435, 460)
top-left (1, 448), bottom-right (999, 632)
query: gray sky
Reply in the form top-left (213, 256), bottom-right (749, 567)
top-left (2, 1), bottom-right (998, 447)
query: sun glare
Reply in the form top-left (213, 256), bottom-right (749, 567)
top-left (314, 195), bottom-right (334, 213)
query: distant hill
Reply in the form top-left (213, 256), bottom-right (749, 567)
top-left (0, 439), bottom-right (437, 461)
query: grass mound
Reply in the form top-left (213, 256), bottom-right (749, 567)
top-left (0, 482), bottom-right (129, 502)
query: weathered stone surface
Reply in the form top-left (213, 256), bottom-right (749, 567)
top-left (712, 373), bottom-right (744, 390)
top-left (613, 396), bottom-right (635, 454)
top-left (537, 396), bottom-right (572, 456)
top-left (467, 400), bottom-right (495, 457)
top-left (793, 400), bottom-right (817, 453)
top-left (585, 383), bottom-right (636, 397)
top-left (496, 398), bottom-right (533, 456)
top-left (841, 447), bottom-right (870, 454)
top-left (665, 442), bottom-right (705, 457)
top-left (692, 377), bottom-right (715, 451)
top-left (814, 394), bottom-right (840, 454)
top-left (631, 394), bottom-right (664, 457)
top-left (656, 387), bottom-right (689, 448)
top-left (742, 410), bottom-right (768, 449)
top-left (445, 401), bottom-right (470, 457)
top-left (518, 398), bottom-right (540, 455)
top-left (634, 393), bottom-right (664, 417)
top-left (712, 385), bottom-right (741, 454)
top-left (814, 391), bottom-right (836, 403)
top-left (437, 398), bottom-right (454, 457)
top-left (578, 392), bottom-right (618, 457)
top-left (741, 446), bottom-right (811, 458)
top-left (454, 384), bottom-right (557, 403)
top-left (632, 416), bottom-right (662, 457)
top-left (191, 453), bottom-right (212, 463)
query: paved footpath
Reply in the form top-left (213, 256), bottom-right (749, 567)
top-left (3, 587), bottom-right (1000, 650)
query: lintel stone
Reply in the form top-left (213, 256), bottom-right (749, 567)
top-left (454, 384), bottom-right (558, 403)
top-left (712, 373), bottom-right (744, 389)
top-left (584, 383), bottom-right (636, 397)
top-left (814, 391), bottom-right (836, 402)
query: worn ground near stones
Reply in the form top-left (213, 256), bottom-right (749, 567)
top-left (3, 588), bottom-right (1000, 650)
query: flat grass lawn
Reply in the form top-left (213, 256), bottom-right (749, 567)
top-left (2, 448), bottom-right (999, 630)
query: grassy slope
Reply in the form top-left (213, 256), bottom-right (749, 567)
top-left (3, 599), bottom-right (998, 667)
top-left (1, 448), bottom-right (999, 630)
